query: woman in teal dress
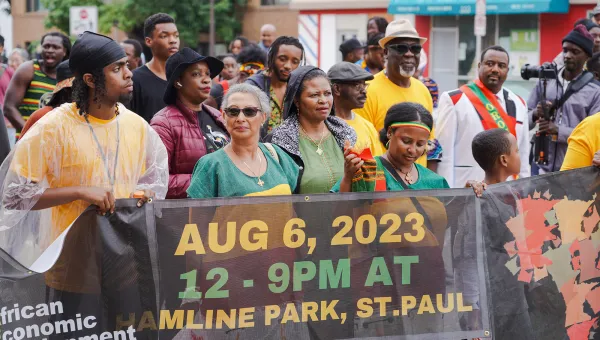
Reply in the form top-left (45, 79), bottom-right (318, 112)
top-left (333, 102), bottom-right (449, 192)
top-left (187, 83), bottom-right (299, 198)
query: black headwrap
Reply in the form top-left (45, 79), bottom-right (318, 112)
top-left (69, 31), bottom-right (126, 75)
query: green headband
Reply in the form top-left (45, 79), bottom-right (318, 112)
top-left (389, 121), bottom-right (431, 133)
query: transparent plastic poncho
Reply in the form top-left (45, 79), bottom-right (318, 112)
top-left (0, 102), bottom-right (168, 268)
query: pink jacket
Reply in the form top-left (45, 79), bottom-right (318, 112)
top-left (151, 100), bottom-right (227, 198)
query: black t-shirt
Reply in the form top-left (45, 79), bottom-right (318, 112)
top-left (209, 83), bottom-right (225, 110)
top-left (129, 65), bottom-right (168, 122)
top-left (198, 107), bottom-right (229, 153)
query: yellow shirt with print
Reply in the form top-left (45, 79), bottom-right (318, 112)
top-left (561, 113), bottom-right (600, 171)
top-left (344, 113), bottom-right (386, 156)
top-left (355, 71), bottom-right (435, 166)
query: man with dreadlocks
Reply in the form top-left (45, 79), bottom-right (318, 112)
top-left (0, 31), bottom-right (168, 269)
top-left (245, 35), bottom-right (304, 137)
top-left (0, 32), bottom-right (168, 338)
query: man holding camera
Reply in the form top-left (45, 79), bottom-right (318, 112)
top-left (528, 25), bottom-right (600, 174)
top-left (436, 45), bottom-right (530, 188)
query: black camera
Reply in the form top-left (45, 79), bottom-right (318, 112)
top-left (521, 63), bottom-right (558, 80)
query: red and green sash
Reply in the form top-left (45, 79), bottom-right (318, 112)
top-left (460, 79), bottom-right (516, 137)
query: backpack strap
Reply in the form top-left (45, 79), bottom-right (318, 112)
top-left (264, 143), bottom-right (279, 164)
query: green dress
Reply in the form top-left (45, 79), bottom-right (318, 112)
top-left (331, 156), bottom-right (449, 192)
top-left (298, 133), bottom-right (345, 194)
top-left (187, 143), bottom-right (300, 198)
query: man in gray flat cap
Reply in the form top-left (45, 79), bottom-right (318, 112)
top-left (328, 61), bottom-right (385, 155)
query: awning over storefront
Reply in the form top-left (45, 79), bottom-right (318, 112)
top-left (388, 0), bottom-right (569, 15)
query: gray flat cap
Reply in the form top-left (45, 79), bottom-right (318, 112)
top-left (327, 62), bottom-right (374, 82)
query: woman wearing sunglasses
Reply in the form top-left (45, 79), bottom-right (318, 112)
top-left (187, 83), bottom-right (300, 198)
top-left (268, 65), bottom-right (357, 194)
top-left (151, 48), bottom-right (230, 199)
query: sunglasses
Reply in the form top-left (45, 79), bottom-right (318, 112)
top-left (387, 44), bottom-right (422, 55)
top-left (223, 107), bottom-right (262, 117)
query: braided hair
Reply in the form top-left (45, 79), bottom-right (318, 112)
top-left (267, 36), bottom-right (305, 71)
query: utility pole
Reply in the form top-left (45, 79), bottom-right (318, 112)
top-left (209, 0), bottom-right (215, 56)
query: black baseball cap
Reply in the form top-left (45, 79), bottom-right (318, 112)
top-left (339, 38), bottom-right (365, 55)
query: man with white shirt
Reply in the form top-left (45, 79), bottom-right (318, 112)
top-left (436, 45), bottom-right (530, 188)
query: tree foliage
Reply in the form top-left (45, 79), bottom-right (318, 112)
top-left (41, 0), bottom-right (247, 46)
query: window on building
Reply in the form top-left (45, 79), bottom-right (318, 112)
top-left (26, 0), bottom-right (45, 12)
top-left (261, 0), bottom-right (290, 5)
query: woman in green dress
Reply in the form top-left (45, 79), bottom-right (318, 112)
top-left (334, 102), bottom-right (449, 192)
top-left (187, 83), bottom-right (299, 198)
top-left (267, 65), bottom-right (357, 194)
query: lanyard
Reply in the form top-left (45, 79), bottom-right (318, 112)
top-left (84, 113), bottom-right (120, 189)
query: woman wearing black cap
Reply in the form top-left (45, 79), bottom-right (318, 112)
top-left (20, 60), bottom-right (74, 137)
top-left (150, 47), bottom-right (230, 199)
top-left (267, 65), bottom-right (356, 194)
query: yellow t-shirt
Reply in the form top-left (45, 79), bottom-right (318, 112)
top-left (355, 71), bottom-right (435, 166)
top-left (12, 102), bottom-right (148, 238)
top-left (561, 113), bottom-right (600, 171)
top-left (344, 113), bottom-right (386, 156)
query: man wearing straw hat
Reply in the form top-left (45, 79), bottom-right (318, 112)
top-left (355, 19), bottom-right (441, 170)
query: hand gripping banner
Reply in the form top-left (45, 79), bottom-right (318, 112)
top-left (0, 167), bottom-right (599, 340)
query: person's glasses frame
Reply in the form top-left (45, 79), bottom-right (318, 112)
top-left (223, 107), bottom-right (262, 117)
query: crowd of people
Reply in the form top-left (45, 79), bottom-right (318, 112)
top-left (1, 10), bottom-right (600, 339)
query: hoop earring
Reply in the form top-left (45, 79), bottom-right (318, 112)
top-left (386, 140), bottom-right (390, 149)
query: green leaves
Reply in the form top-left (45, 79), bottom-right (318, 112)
top-left (42, 0), bottom-right (247, 46)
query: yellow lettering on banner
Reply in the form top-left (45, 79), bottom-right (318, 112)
top-left (437, 293), bottom-right (454, 313)
top-left (202, 310), bottom-right (212, 329)
top-left (417, 295), bottom-right (435, 314)
top-left (401, 296), bottom-right (417, 316)
top-left (160, 310), bottom-right (184, 330)
top-left (374, 297), bottom-right (392, 317)
top-left (457, 293), bottom-right (473, 312)
top-left (186, 310), bottom-right (203, 329)
top-left (216, 309), bottom-right (237, 329)
top-left (137, 311), bottom-right (158, 331)
top-left (321, 300), bottom-right (339, 320)
top-left (209, 222), bottom-right (236, 253)
top-left (265, 305), bottom-right (281, 326)
top-left (357, 298), bottom-right (373, 318)
top-left (239, 307), bottom-right (256, 328)
top-left (175, 224), bottom-right (205, 255)
top-left (486, 103), bottom-right (494, 111)
top-left (240, 220), bottom-right (268, 251)
top-left (302, 302), bottom-right (319, 322)
top-left (115, 313), bottom-right (135, 331)
top-left (281, 303), bottom-right (300, 323)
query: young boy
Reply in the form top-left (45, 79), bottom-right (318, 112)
top-left (458, 128), bottom-right (534, 339)
top-left (472, 128), bottom-right (522, 185)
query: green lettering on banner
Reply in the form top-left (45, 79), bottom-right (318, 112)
top-left (268, 262), bottom-right (290, 293)
top-left (393, 255), bottom-right (419, 285)
top-left (294, 261), bottom-right (317, 292)
top-left (319, 259), bottom-right (350, 289)
top-left (364, 257), bottom-right (393, 286)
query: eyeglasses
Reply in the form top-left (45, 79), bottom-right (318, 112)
top-left (223, 107), bottom-right (262, 117)
top-left (387, 44), bottom-right (422, 55)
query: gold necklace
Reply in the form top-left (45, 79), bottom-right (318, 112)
top-left (386, 155), bottom-right (416, 184)
top-left (300, 125), bottom-right (326, 155)
top-left (232, 147), bottom-right (264, 186)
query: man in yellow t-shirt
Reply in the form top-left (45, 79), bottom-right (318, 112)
top-left (561, 112), bottom-right (600, 170)
top-left (355, 19), bottom-right (441, 169)
top-left (328, 61), bottom-right (385, 156)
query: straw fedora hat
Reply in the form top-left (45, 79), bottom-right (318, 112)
top-left (379, 19), bottom-right (428, 48)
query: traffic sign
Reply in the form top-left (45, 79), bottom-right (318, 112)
top-left (70, 6), bottom-right (98, 37)
top-left (475, 14), bottom-right (487, 37)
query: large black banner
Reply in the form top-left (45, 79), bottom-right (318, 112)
top-left (1, 167), bottom-right (599, 340)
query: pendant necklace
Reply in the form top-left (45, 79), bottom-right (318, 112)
top-left (387, 155), bottom-right (416, 185)
top-left (84, 105), bottom-right (120, 190)
top-left (301, 125), bottom-right (326, 155)
top-left (233, 147), bottom-right (264, 186)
